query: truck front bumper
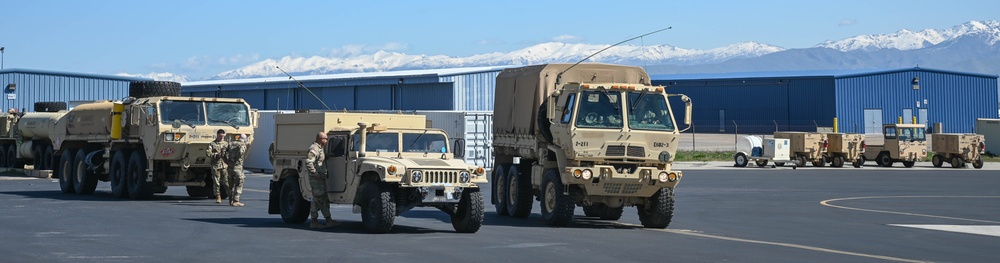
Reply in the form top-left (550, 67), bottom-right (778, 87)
top-left (563, 166), bottom-right (681, 197)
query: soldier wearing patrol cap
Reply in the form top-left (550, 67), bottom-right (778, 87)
top-left (206, 129), bottom-right (230, 204)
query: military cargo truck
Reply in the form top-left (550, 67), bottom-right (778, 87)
top-left (930, 133), bottom-right (985, 169)
top-left (267, 112), bottom-right (487, 233)
top-left (52, 81), bottom-right (258, 199)
top-left (773, 132), bottom-right (828, 167)
top-left (863, 124), bottom-right (927, 168)
top-left (0, 101), bottom-right (68, 173)
top-left (825, 133), bottom-right (866, 168)
top-left (491, 63), bottom-right (692, 227)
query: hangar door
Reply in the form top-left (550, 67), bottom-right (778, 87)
top-left (864, 109), bottom-right (882, 134)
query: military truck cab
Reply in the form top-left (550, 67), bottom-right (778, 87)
top-left (268, 112), bottom-right (487, 233)
top-left (863, 123), bottom-right (927, 167)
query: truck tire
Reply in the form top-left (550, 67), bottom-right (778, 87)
top-left (41, 145), bottom-right (55, 171)
top-left (852, 156), bottom-right (865, 168)
top-left (931, 154), bottom-right (944, 167)
top-left (812, 158), bottom-right (826, 167)
top-left (638, 187), bottom-right (675, 229)
top-left (129, 81), bottom-right (182, 98)
top-left (360, 182), bottom-right (396, 233)
top-left (584, 204), bottom-right (624, 220)
top-left (506, 165), bottom-right (533, 218)
top-left (110, 150), bottom-right (130, 198)
top-left (538, 101), bottom-right (553, 143)
top-left (755, 159), bottom-right (768, 167)
top-left (451, 188), bottom-right (484, 233)
top-left (733, 153), bottom-right (748, 167)
top-left (7, 145), bottom-right (23, 169)
top-left (127, 151), bottom-right (154, 199)
top-left (0, 145), bottom-right (7, 168)
top-left (58, 149), bottom-right (76, 193)
top-left (877, 153), bottom-right (893, 167)
top-left (795, 155), bottom-right (807, 167)
top-left (73, 149), bottom-right (99, 195)
top-left (33, 101), bottom-right (67, 112)
top-left (902, 161), bottom-right (915, 168)
top-left (831, 156), bottom-right (845, 167)
top-left (973, 156), bottom-right (984, 169)
top-left (279, 176), bottom-right (309, 224)
top-left (540, 168), bottom-right (574, 226)
top-left (774, 162), bottom-right (785, 167)
top-left (950, 156), bottom-right (963, 168)
top-left (492, 164), bottom-right (509, 216)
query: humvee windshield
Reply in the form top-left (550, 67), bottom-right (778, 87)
top-left (403, 132), bottom-right (448, 153)
top-left (159, 100), bottom-right (250, 127)
top-left (575, 90), bottom-right (623, 129)
top-left (627, 92), bottom-right (674, 131)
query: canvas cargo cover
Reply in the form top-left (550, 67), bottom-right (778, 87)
top-left (493, 63), bottom-right (650, 136)
top-left (273, 112), bottom-right (425, 155)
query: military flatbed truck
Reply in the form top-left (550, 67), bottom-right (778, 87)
top-left (267, 112), bottom-right (487, 233)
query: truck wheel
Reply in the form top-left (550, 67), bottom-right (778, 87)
top-left (360, 182), bottom-right (396, 233)
top-left (452, 188), bottom-right (484, 233)
top-left (733, 153), bottom-right (748, 167)
top-left (129, 81), bottom-right (182, 98)
top-left (7, 145), bottom-right (23, 169)
top-left (58, 149), bottom-right (76, 194)
top-left (831, 156), bottom-right (845, 167)
top-left (33, 101), bottom-right (67, 112)
top-left (774, 162), bottom-right (785, 167)
top-left (852, 156), bottom-right (865, 168)
top-left (506, 165), bottom-right (533, 218)
top-left (950, 156), bottom-right (963, 168)
top-left (538, 101), bottom-right (553, 143)
top-left (795, 155), bottom-right (807, 167)
top-left (973, 156), bottom-right (984, 169)
top-left (492, 164), bottom-right (509, 216)
top-left (541, 168), bottom-right (574, 226)
top-left (877, 153), bottom-right (893, 167)
top-left (109, 150), bottom-right (130, 198)
top-left (73, 149), bottom-right (99, 195)
top-left (811, 158), bottom-right (826, 167)
top-left (638, 187), bottom-right (675, 228)
top-left (279, 176), bottom-right (309, 224)
top-left (127, 151), bottom-right (153, 199)
top-left (41, 145), bottom-right (54, 171)
top-left (0, 145), bottom-right (7, 168)
top-left (902, 161), bottom-right (915, 168)
top-left (755, 159), bottom-right (768, 167)
top-left (931, 154), bottom-right (944, 167)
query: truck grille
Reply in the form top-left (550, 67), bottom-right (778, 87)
top-left (424, 171), bottom-right (459, 184)
top-left (622, 184), bottom-right (642, 195)
top-left (626, 146), bottom-right (645, 157)
top-left (606, 146), bottom-right (625, 156)
top-left (606, 146), bottom-right (645, 157)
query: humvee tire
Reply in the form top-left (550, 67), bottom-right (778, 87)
top-left (73, 149), bottom-right (99, 195)
top-left (541, 168), bottom-right (574, 226)
top-left (452, 188), bottom-right (484, 233)
top-left (506, 166), bottom-right (533, 218)
top-left (734, 153), bottom-right (748, 167)
top-left (492, 164), bottom-right (509, 216)
top-left (973, 156), bottom-right (984, 169)
top-left (127, 151), bottom-right (154, 199)
top-left (638, 187), bottom-right (675, 228)
top-left (110, 150), bottom-right (130, 198)
top-left (360, 182), bottom-right (396, 233)
top-left (129, 81), bottom-right (182, 98)
top-left (279, 176), bottom-right (309, 224)
top-left (932, 154), bottom-right (944, 167)
top-left (34, 101), bottom-right (67, 112)
top-left (58, 149), bottom-right (76, 194)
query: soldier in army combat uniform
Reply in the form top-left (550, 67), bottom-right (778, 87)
top-left (307, 132), bottom-right (338, 228)
top-left (207, 129), bottom-right (230, 204)
top-left (226, 133), bottom-right (248, 207)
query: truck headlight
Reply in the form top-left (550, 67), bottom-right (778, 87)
top-left (411, 171), bottom-right (422, 182)
top-left (658, 172), bottom-right (669, 182)
top-left (460, 172), bottom-right (471, 183)
top-left (165, 133), bottom-right (174, 141)
top-left (581, 169), bottom-right (593, 180)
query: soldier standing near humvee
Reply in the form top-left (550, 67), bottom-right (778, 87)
top-left (207, 129), bottom-right (230, 204)
top-left (307, 132), bottom-right (338, 228)
top-left (227, 134), bottom-right (248, 206)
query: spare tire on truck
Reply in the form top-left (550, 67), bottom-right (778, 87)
top-left (34, 101), bottom-right (67, 112)
top-left (129, 81), bottom-right (182, 98)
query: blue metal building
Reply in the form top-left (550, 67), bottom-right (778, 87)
top-left (0, 68), bottom-right (149, 112)
top-left (652, 67), bottom-right (999, 134)
top-left (182, 66), bottom-right (509, 111)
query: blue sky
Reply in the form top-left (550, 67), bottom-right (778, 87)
top-left (2, 0), bottom-right (998, 80)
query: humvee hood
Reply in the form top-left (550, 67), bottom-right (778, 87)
top-left (363, 156), bottom-right (469, 170)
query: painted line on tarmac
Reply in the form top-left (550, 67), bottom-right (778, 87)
top-left (820, 196), bottom-right (1000, 224)
top-left (244, 188), bottom-right (269, 193)
top-left (613, 222), bottom-right (929, 263)
top-left (889, 224), bottom-right (1000, 238)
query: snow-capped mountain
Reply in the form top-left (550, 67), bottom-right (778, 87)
top-left (817, 20), bottom-right (1000, 51)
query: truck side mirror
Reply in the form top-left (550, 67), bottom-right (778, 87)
top-left (251, 109), bottom-right (259, 128)
top-left (453, 138), bottom-right (466, 158)
top-left (678, 94), bottom-right (693, 132)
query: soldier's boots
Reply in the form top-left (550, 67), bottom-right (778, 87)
top-left (310, 218), bottom-right (322, 229)
top-left (215, 195), bottom-right (222, 204)
top-left (325, 218), bottom-right (340, 227)
top-left (231, 201), bottom-right (245, 207)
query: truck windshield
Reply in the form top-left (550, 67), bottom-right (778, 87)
top-left (353, 132), bottom-right (400, 152)
top-left (627, 92), bottom-right (675, 131)
top-left (898, 127), bottom-right (926, 141)
top-left (207, 102), bottom-right (251, 127)
top-left (575, 90), bottom-right (623, 129)
top-left (403, 133), bottom-right (448, 153)
top-left (159, 101), bottom-right (205, 125)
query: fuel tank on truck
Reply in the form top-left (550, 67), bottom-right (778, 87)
top-left (17, 112), bottom-right (67, 140)
top-left (61, 101), bottom-right (115, 136)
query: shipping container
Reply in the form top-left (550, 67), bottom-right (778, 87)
top-left (417, 111), bottom-right (494, 168)
top-left (975, 118), bottom-right (1000, 155)
top-left (245, 110), bottom-right (294, 172)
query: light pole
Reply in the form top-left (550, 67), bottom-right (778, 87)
top-left (1, 47), bottom-right (5, 69)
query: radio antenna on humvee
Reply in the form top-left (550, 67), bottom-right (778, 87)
top-left (276, 66), bottom-right (332, 110)
top-left (556, 27), bottom-right (671, 85)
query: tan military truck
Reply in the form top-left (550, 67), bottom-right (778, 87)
top-left (825, 133), bottom-right (866, 168)
top-left (52, 81), bottom-right (258, 199)
top-left (863, 123), bottom-right (927, 168)
top-left (492, 63), bottom-right (692, 228)
top-left (930, 133), bottom-right (985, 169)
top-left (267, 112), bottom-right (487, 233)
top-left (773, 132), bottom-right (828, 167)
top-left (0, 101), bottom-right (68, 173)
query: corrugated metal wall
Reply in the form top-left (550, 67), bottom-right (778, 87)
top-left (0, 71), bottom-right (144, 112)
top-left (440, 70), bottom-right (501, 111)
top-left (836, 69), bottom-right (999, 134)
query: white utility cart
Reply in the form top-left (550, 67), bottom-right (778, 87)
top-left (734, 135), bottom-right (796, 168)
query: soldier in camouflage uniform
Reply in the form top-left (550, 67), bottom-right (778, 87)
top-left (307, 132), bottom-right (338, 228)
top-left (206, 129), bottom-right (230, 204)
top-left (226, 133), bottom-right (248, 207)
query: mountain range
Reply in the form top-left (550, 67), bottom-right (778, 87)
top-left (188, 20), bottom-right (1000, 81)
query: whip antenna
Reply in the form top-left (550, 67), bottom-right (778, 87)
top-left (276, 66), bottom-right (332, 110)
top-left (556, 27), bottom-right (671, 84)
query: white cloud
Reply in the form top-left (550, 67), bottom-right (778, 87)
top-left (476, 39), bottom-right (503, 45)
top-left (552, 34), bottom-right (586, 43)
top-left (116, 72), bottom-right (189, 83)
top-left (839, 19), bottom-right (857, 27)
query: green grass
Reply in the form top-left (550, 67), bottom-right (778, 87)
top-left (674, 150), bottom-right (733, 162)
